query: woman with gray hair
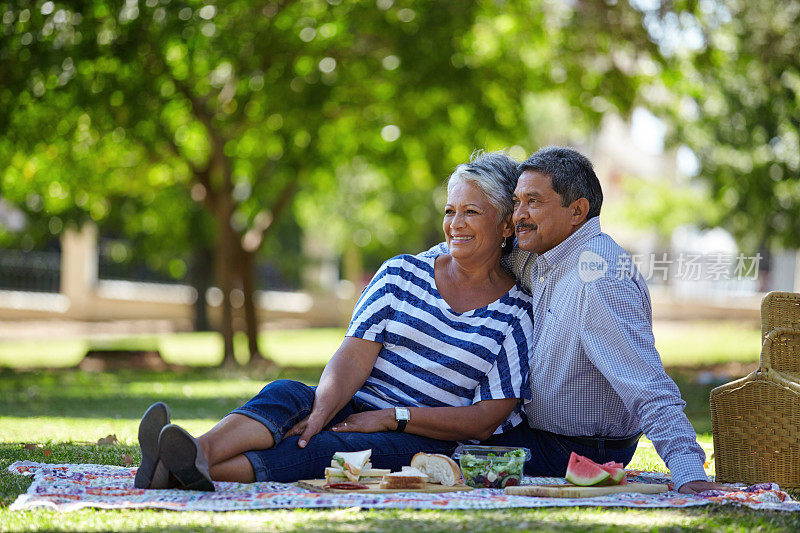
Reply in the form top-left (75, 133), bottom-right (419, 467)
top-left (134, 151), bottom-right (533, 490)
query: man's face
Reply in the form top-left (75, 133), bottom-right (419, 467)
top-left (512, 170), bottom-right (578, 255)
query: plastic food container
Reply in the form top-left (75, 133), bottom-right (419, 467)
top-left (452, 445), bottom-right (531, 488)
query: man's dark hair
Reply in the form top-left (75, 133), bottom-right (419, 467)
top-left (518, 146), bottom-right (603, 220)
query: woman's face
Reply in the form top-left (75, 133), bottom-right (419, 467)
top-left (443, 181), bottom-right (513, 263)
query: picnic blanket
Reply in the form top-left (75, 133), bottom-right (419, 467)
top-left (8, 461), bottom-right (800, 512)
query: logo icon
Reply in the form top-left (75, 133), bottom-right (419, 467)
top-left (578, 250), bottom-right (608, 282)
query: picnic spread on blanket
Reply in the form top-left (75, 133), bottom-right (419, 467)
top-left (8, 461), bottom-right (800, 512)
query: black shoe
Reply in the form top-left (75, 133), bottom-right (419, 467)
top-left (134, 402), bottom-right (171, 489)
top-left (158, 424), bottom-right (215, 492)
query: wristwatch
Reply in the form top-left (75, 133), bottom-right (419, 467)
top-left (394, 407), bottom-right (410, 432)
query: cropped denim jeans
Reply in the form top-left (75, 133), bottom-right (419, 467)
top-left (230, 379), bottom-right (458, 482)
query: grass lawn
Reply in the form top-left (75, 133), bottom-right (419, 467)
top-left (2, 323), bottom-right (797, 532)
top-left (0, 321), bottom-right (763, 369)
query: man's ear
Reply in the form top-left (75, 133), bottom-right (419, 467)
top-left (570, 198), bottom-right (590, 226)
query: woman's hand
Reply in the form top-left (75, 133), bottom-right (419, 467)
top-left (285, 410), bottom-right (328, 448)
top-left (330, 409), bottom-right (396, 434)
top-left (287, 337), bottom-right (382, 447)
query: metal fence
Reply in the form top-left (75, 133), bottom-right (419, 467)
top-left (97, 256), bottom-right (182, 284)
top-left (0, 250), bottom-right (61, 293)
top-left (1, 243), bottom-right (301, 296)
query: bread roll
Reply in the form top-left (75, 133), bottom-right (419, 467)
top-left (410, 452), bottom-right (462, 486)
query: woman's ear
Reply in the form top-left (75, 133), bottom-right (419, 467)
top-left (501, 215), bottom-right (514, 238)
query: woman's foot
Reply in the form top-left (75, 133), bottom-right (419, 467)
top-left (134, 402), bottom-right (173, 489)
top-left (159, 424), bottom-right (215, 492)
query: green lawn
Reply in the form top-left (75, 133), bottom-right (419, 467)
top-left (2, 323), bottom-right (796, 532)
top-left (0, 321), bottom-right (762, 369)
top-left (653, 321), bottom-right (761, 367)
top-left (0, 328), bottom-right (346, 368)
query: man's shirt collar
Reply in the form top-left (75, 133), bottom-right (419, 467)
top-left (537, 217), bottom-right (602, 272)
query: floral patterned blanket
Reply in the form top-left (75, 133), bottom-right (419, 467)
top-left (8, 461), bottom-right (799, 512)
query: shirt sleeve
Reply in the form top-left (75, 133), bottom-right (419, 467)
top-left (419, 242), bottom-right (449, 257)
top-left (580, 277), bottom-right (708, 489)
top-left (473, 310), bottom-right (533, 405)
top-left (345, 259), bottom-right (395, 343)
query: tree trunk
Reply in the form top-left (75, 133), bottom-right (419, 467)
top-left (190, 246), bottom-right (214, 331)
top-left (239, 247), bottom-right (267, 367)
top-left (214, 201), bottom-right (238, 367)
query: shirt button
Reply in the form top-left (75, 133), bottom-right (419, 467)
top-left (539, 276), bottom-right (545, 282)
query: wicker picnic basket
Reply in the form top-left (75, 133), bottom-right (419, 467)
top-left (710, 291), bottom-right (800, 488)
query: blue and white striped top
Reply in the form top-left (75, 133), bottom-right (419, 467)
top-left (346, 252), bottom-right (534, 434)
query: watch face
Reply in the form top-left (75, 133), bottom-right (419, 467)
top-left (396, 407), bottom-right (410, 421)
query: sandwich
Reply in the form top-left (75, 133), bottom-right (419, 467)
top-left (379, 466), bottom-right (429, 490)
top-left (325, 462), bottom-right (391, 484)
top-left (410, 452), bottom-right (462, 486)
top-left (327, 450), bottom-right (383, 482)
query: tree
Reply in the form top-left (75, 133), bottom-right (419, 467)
top-left (1, 0), bottom-right (545, 365)
top-left (634, 0), bottom-right (800, 251)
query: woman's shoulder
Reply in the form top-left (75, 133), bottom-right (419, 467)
top-left (381, 252), bottom-right (434, 272)
top-left (498, 283), bottom-right (534, 313)
top-left (372, 253), bottom-right (435, 287)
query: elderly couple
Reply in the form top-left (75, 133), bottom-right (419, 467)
top-left (135, 147), bottom-right (728, 494)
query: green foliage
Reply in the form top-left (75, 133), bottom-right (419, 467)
top-left (604, 174), bottom-right (723, 241)
top-left (10, 0), bottom-right (792, 279)
top-left (1, 0), bottom-right (654, 277)
top-left (647, 0), bottom-right (800, 249)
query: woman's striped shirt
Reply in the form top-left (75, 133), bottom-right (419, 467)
top-left (346, 253), bottom-right (533, 434)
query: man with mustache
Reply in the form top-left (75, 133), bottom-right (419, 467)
top-left (428, 146), bottom-right (729, 493)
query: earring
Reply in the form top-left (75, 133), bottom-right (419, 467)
top-left (501, 240), bottom-right (506, 248)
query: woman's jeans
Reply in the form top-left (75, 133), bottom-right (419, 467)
top-left (230, 379), bottom-right (458, 482)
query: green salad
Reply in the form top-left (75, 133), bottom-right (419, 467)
top-left (459, 448), bottom-right (526, 488)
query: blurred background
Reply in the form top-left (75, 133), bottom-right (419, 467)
top-left (0, 0), bottom-right (798, 369)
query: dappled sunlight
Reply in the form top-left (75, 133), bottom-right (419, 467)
top-left (0, 328), bottom-right (345, 369)
top-left (0, 416), bottom-right (225, 445)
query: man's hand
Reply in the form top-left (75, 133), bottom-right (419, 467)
top-left (678, 480), bottom-right (735, 494)
top-left (330, 410), bottom-right (396, 434)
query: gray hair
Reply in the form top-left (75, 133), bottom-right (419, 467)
top-left (446, 150), bottom-right (520, 223)
top-left (518, 146), bottom-right (603, 220)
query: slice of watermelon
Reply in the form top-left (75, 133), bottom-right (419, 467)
top-left (564, 452), bottom-right (611, 486)
top-left (598, 462), bottom-right (627, 485)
